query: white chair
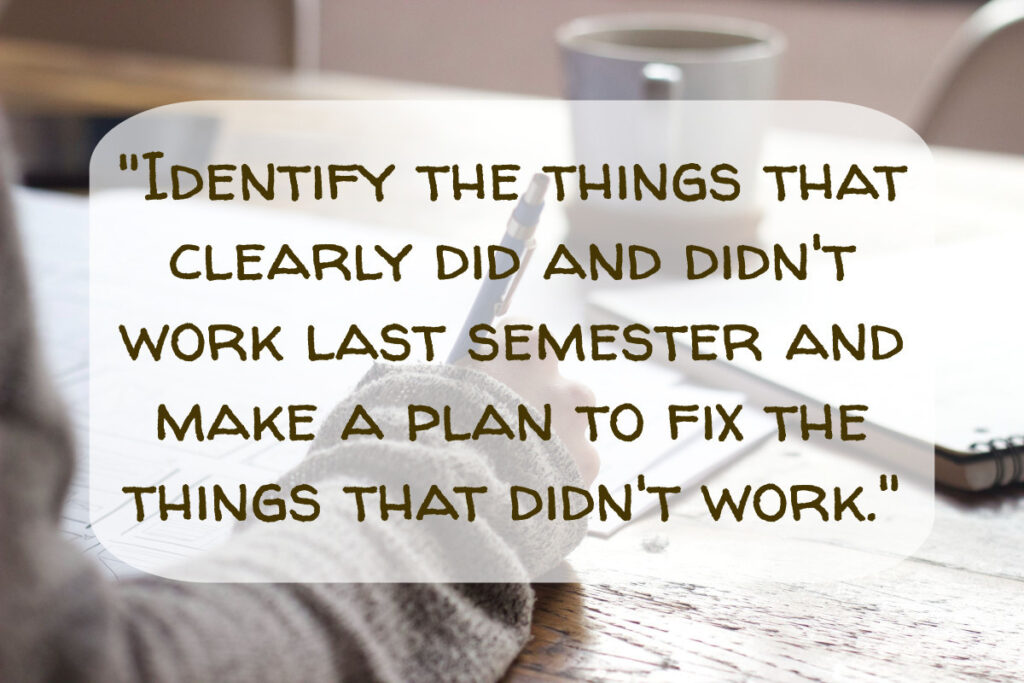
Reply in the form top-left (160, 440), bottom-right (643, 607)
top-left (917, 0), bottom-right (1024, 154)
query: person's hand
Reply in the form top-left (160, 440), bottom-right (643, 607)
top-left (459, 321), bottom-right (600, 486)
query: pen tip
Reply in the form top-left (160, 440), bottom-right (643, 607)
top-left (523, 173), bottom-right (549, 205)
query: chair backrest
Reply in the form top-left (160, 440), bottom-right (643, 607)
top-left (917, 0), bottom-right (1024, 154)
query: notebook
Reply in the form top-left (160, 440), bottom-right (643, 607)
top-left (590, 233), bottom-right (1024, 492)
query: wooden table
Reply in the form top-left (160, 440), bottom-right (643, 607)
top-left (506, 139), bottom-right (1024, 682)
top-left (5, 39), bottom-right (1021, 683)
top-left (507, 141), bottom-right (1024, 682)
top-left (517, 484), bottom-right (1023, 681)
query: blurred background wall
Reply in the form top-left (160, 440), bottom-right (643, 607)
top-left (0, 0), bottom-right (981, 122)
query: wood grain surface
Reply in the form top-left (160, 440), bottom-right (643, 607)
top-left (510, 481), bottom-right (1024, 682)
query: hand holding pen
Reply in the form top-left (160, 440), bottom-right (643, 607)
top-left (446, 173), bottom-right (549, 363)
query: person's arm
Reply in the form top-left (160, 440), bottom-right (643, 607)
top-left (2, 364), bottom-right (590, 682)
top-left (0, 177), bottom-right (595, 681)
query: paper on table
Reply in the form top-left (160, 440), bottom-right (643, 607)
top-left (21, 188), bottom-right (769, 568)
top-left (14, 188), bottom-right (89, 381)
top-left (587, 410), bottom-right (776, 537)
top-left (558, 360), bottom-right (775, 537)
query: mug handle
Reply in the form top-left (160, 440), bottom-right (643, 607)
top-left (642, 63), bottom-right (685, 100)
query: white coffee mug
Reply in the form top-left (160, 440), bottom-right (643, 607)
top-left (557, 14), bottom-right (785, 101)
top-left (556, 15), bottom-right (786, 258)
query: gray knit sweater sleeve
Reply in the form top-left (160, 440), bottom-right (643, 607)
top-left (0, 180), bottom-right (585, 681)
